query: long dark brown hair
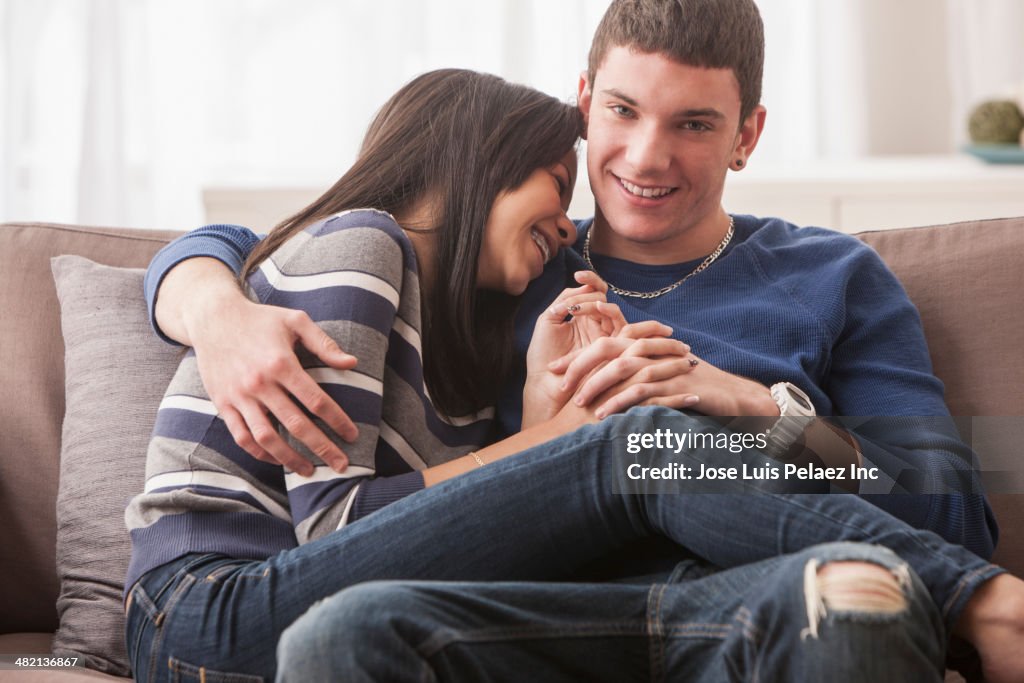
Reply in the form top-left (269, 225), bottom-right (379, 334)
top-left (242, 69), bottom-right (582, 417)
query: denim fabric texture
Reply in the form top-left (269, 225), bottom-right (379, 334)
top-left (276, 543), bottom-right (946, 682)
top-left (125, 407), bottom-right (1001, 682)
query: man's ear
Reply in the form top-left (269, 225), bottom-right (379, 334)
top-left (577, 71), bottom-right (591, 139)
top-left (732, 105), bottom-right (766, 168)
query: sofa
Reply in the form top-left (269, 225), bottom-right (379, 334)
top-left (1, 218), bottom-right (1022, 682)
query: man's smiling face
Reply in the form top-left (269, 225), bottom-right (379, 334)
top-left (579, 46), bottom-right (762, 262)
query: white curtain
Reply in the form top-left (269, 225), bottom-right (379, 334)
top-left (757, 0), bottom-right (869, 161)
top-left (1, 0), bottom-right (605, 229)
top-left (2, 0), bottom-right (1021, 230)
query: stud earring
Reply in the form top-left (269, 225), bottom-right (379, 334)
top-left (734, 159), bottom-right (744, 169)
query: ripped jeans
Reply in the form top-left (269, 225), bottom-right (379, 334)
top-left (277, 543), bottom-right (945, 682)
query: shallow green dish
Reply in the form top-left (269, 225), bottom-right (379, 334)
top-left (963, 143), bottom-right (1024, 164)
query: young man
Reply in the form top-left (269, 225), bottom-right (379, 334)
top-left (142, 0), bottom-right (1024, 679)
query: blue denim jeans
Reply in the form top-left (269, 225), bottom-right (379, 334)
top-left (276, 542), bottom-right (946, 682)
top-left (125, 407), bottom-right (1002, 682)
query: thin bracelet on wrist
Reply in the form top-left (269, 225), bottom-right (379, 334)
top-left (470, 452), bottom-right (485, 468)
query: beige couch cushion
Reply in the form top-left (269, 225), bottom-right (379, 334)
top-left (49, 257), bottom-right (184, 675)
top-left (0, 224), bottom-right (178, 637)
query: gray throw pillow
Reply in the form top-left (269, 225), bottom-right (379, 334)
top-left (51, 255), bottom-right (183, 676)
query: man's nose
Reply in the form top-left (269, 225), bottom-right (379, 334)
top-left (624, 122), bottom-right (670, 174)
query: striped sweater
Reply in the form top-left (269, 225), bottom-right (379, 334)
top-left (125, 209), bottom-right (493, 590)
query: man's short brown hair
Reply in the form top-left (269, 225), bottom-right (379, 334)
top-left (588, 0), bottom-right (764, 123)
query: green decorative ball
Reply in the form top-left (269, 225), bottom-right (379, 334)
top-left (968, 100), bottom-right (1024, 144)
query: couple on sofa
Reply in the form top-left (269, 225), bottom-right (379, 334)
top-left (125, 0), bottom-right (1024, 681)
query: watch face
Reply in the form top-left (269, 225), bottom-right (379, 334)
top-left (791, 390), bottom-right (811, 411)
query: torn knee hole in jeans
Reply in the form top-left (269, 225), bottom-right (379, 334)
top-left (800, 559), bottom-right (911, 640)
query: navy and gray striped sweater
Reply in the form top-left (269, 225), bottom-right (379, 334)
top-left (125, 210), bottom-right (492, 591)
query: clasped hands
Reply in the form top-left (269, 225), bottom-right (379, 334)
top-left (522, 270), bottom-right (698, 430)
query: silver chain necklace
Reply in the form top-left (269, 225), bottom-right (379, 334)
top-left (583, 216), bottom-right (735, 299)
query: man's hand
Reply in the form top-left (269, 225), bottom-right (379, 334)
top-left (157, 257), bottom-right (359, 475)
top-left (552, 340), bottom-right (778, 419)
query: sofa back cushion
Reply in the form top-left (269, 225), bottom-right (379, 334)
top-left (858, 218), bottom-right (1024, 575)
top-left (50, 255), bottom-right (188, 674)
top-left (0, 223), bottom-right (179, 635)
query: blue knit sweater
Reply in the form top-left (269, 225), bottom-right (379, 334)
top-left (144, 213), bottom-right (997, 558)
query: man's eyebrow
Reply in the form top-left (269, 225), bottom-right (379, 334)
top-left (601, 88), bottom-right (640, 107)
top-left (676, 108), bottom-right (726, 120)
top-left (600, 89), bottom-right (726, 120)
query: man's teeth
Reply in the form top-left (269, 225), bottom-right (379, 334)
top-left (620, 178), bottom-right (673, 198)
top-left (530, 229), bottom-right (551, 263)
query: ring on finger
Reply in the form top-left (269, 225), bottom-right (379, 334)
top-left (688, 358), bottom-right (699, 367)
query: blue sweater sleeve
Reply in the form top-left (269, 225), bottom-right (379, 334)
top-left (348, 472), bottom-right (426, 521)
top-left (819, 241), bottom-right (997, 558)
top-left (144, 224), bottom-right (263, 344)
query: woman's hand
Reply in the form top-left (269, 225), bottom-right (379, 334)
top-left (523, 271), bottom-right (680, 427)
top-left (522, 271), bottom-right (618, 427)
top-left (525, 271), bottom-right (624, 370)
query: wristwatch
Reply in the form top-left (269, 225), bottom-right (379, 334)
top-left (764, 382), bottom-right (816, 458)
